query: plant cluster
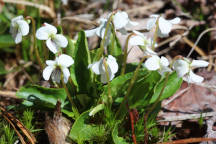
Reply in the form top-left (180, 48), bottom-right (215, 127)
top-left (10, 10), bottom-right (209, 143)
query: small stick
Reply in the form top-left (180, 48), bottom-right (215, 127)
top-left (158, 137), bottom-right (216, 144)
top-left (158, 112), bottom-right (216, 122)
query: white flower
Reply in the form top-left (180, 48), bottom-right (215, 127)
top-left (113, 11), bottom-right (138, 34)
top-left (147, 14), bottom-right (180, 38)
top-left (36, 23), bottom-right (68, 54)
top-left (85, 18), bottom-right (110, 38)
top-left (173, 58), bottom-right (209, 83)
top-left (129, 30), bottom-right (157, 55)
top-left (43, 54), bottom-right (74, 83)
top-left (61, 0), bottom-right (68, 5)
top-left (10, 15), bottom-right (29, 44)
top-left (88, 55), bottom-right (118, 83)
top-left (144, 55), bottom-right (171, 76)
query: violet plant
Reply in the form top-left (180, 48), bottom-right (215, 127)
top-left (11, 11), bottom-right (209, 144)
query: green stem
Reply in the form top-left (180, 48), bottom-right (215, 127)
top-left (151, 16), bottom-right (160, 51)
top-left (62, 80), bottom-right (80, 119)
top-left (97, 12), bottom-right (115, 60)
top-left (26, 16), bottom-right (44, 70)
top-left (121, 33), bottom-right (134, 75)
top-left (115, 55), bottom-right (150, 119)
top-left (103, 59), bottom-right (112, 106)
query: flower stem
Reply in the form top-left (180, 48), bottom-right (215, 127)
top-left (62, 80), bottom-right (80, 119)
top-left (121, 33), bottom-right (134, 75)
top-left (97, 12), bottom-right (115, 60)
top-left (115, 55), bottom-right (150, 120)
top-left (103, 59), bottom-right (112, 106)
top-left (151, 16), bottom-right (160, 51)
top-left (143, 72), bottom-right (170, 143)
top-left (26, 16), bottom-right (44, 70)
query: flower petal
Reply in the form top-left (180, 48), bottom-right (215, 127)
top-left (191, 60), bottom-right (209, 68)
top-left (58, 54), bottom-right (74, 67)
top-left (169, 17), bottom-right (181, 24)
top-left (145, 48), bottom-right (157, 55)
top-left (160, 56), bottom-right (169, 67)
top-left (85, 28), bottom-right (97, 37)
top-left (16, 20), bottom-right (29, 36)
top-left (14, 32), bottom-right (22, 44)
top-left (158, 17), bottom-right (172, 36)
top-left (113, 11), bottom-right (128, 29)
top-left (46, 60), bottom-right (56, 66)
top-left (129, 35), bottom-right (144, 46)
top-left (62, 67), bottom-right (70, 83)
top-left (146, 18), bottom-right (156, 30)
top-left (126, 20), bottom-right (138, 27)
top-left (184, 70), bottom-right (204, 83)
top-left (144, 55), bottom-right (160, 70)
top-left (36, 27), bottom-right (49, 40)
top-left (54, 34), bottom-right (68, 48)
top-left (43, 66), bottom-right (54, 81)
top-left (11, 16), bottom-right (24, 26)
top-left (159, 66), bottom-right (172, 76)
top-left (43, 23), bottom-right (57, 34)
top-left (46, 38), bottom-right (58, 54)
top-left (173, 59), bottom-right (189, 77)
top-left (107, 55), bottom-right (118, 74)
top-left (88, 60), bottom-right (102, 75)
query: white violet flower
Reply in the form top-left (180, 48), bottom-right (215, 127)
top-left (113, 11), bottom-right (138, 34)
top-left (43, 54), bottom-right (74, 83)
top-left (85, 18), bottom-right (110, 38)
top-left (36, 23), bottom-right (68, 54)
top-left (88, 55), bottom-right (118, 83)
top-left (147, 14), bottom-right (180, 38)
top-left (10, 15), bottom-right (29, 44)
top-left (144, 55), bottom-right (171, 76)
top-left (173, 58), bottom-right (209, 83)
top-left (129, 30), bottom-right (157, 56)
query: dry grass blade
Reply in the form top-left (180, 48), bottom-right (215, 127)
top-left (158, 138), bottom-right (216, 144)
top-left (2, 0), bottom-right (55, 18)
top-left (0, 106), bottom-right (36, 144)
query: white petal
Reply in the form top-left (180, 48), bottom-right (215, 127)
top-left (126, 20), bottom-right (138, 27)
top-left (100, 73), bottom-right (108, 83)
top-left (11, 16), bottom-right (24, 26)
top-left (89, 59), bottom-right (103, 75)
top-left (191, 60), bottom-right (209, 68)
top-left (146, 18), bottom-right (156, 30)
top-left (46, 38), bottom-right (58, 54)
top-left (150, 14), bottom-right (160, 18)
top-left (129, 35), bottom-right (144, 46)
top-left (85, 28), bottom-right (97, 37)
top-left (36, 27), bottom-right (49, 40)
top-left (113, 11), bottom-right (128, 29)
top-left (43, 23), bottom-right (57, 34)
top-left (184, 70), bottom-right (204, 83)
top-left (62, 68), bottom-right (70, 83)
top-left (15, 32), bottom-right (22, 44)
top-left (144, 55), bottom-right (160, 70)
top-left (145, 48), bottom-right (157, 55)
top-left (46, 60), bottom-right (56, 66)
top-left (159, 66), bottom-right (172, 76)
top-left (169, 17), bottom-right (181, 24)
top-left (58, 54), bottom-right (74, 67)
top-left (158, 17), bottom-right (172, 35)
top-left (16, 20), bottom-right (29, 36)
top-left (107, 55), bottom-right (118, 74)
top-left (173, 59), bottom-right (189, 77)
top-left (54, 34), bottom-right (68, 48)
top-left (96, 24), bottom-right (106, 38)
top-left (160, 56), bottom-right (169, 67)
top-left (43, 66), bottom-right (54, 81)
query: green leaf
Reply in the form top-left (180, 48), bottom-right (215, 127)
top-left (0, 35), bottom-right (15, 48)
top-left (72, 31), bottom-right (93, 93)
top-left (16, 85), bottom-right (67, 108)
top-left (112, 122), bottom-right (129, 144)
top-left (0, 60), bottom-right (8, 75)
top-left (101, 69), bottom-right (149, 103)
top-left (129, 71), bottom-right (161, 108)
top-left (68, 111), bottom-right (106, 143)
top-left (149, 72), bottom-right (183, 103)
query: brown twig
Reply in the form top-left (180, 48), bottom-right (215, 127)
top-left (127, 103), bottom-right (137, 144)
top-left (158, 137), bottom-right (216, 144)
